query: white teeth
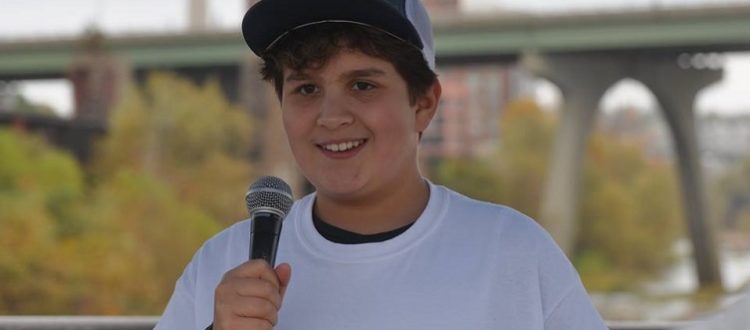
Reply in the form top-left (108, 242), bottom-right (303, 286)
top-left (322, 139), bottom-right (364, 152)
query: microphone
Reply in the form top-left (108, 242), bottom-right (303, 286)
top-left (245, 176), bottom-right (294, 266)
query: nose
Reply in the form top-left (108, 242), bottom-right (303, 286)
top-left (316, 92), bottom-right (354, 130)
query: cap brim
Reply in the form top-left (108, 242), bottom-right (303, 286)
top-left (242, 0), bottom-right (423, 56)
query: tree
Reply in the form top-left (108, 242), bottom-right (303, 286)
top-left (432, 98), bottom-right (554, 219)
top-left (0, 129), bottom-right (87, 313)
top-left (0, 72), bottom-right (259, 314)
top-left (93, 72), bottom-right (257, 226)
top-left (575, 132), bottom-right (683, 291)
top-left (84, 72), bottom-right (256, 312)
top-left (79, 169), bottom-right (219, 314)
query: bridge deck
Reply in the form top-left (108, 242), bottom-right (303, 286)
top-left (2, 5), bottom-right (750, 79)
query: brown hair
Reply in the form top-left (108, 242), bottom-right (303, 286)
top-left (260, 23), bottom-right (437, 104)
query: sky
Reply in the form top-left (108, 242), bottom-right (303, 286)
top-left (3, 0), bottom-right (750, 38)
top-left (2, 0), bottom-right (750, 116)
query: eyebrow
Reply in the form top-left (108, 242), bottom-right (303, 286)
top-left (284, 68), bottom-right (387, 83)
top-left (343, 68), bottom-right (387, 80)
top-left (285, 72), bottom-right (310, 83)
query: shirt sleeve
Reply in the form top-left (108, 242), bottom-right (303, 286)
top-left (155, 257), bottom-right (200, 330)
top-left (544, 285), bottom-right (608, 330)
top-left (532, 220), bottom-right (608, 330)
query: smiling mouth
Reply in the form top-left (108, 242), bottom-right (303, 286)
top-left (318, 139), bottom-right (367, 152)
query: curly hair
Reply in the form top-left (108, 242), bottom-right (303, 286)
top-left (260, 23), bottom-right (437, 105)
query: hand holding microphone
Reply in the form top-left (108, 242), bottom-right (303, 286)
top-left (213, 176), bottom-right (294, 330)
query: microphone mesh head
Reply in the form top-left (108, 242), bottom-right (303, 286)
top-left (245, 176), bottom-right (294, 217)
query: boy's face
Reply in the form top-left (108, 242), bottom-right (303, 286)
top-left (280, 48), bottom-right (438, 201)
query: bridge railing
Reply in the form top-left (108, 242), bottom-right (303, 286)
top-left (0, 316), bottom-right (157, 330)
top-left (0, 317), bottom-right (693, 330)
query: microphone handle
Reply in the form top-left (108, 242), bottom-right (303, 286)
top-left (250, 212), bottom-right (283, 266)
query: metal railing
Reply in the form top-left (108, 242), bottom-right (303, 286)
top-left (0, 317), bottom-right (691, 330)
top-left (0, 316), bottom-right (158, 330)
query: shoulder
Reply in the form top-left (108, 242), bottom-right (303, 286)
top-left (439, 184), bottom-right (531, 222)
top-left (438, 184), bottom-right (554, 247)
top-left (436, 184), bottom-right (578, 278)
top-left (196, 218), bottom-right (250, 261)
top-left (194, 194), bottom-right (312, 266)
top-left (436, 186), bottom-right (599, 320)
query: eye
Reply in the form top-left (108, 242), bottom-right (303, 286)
top-left (296, 84), bottom-right (318, 96)
top-left (352, 81), bottom-right (375, 91)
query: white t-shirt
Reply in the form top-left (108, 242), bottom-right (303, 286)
top-left (156, 182), bottom-right (607, 330)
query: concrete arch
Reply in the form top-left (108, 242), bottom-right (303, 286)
top-left (632, 54), bottom-right (724, 289)
top-left (599, 78), bottom-right (659, 113)
top-left (532, 77), bottom-right (563, 112)
top-left (522, 52), bottom-right (628, 257)
top-left (597, 77), bottom-right (676, 160)
top-left (522, 51), bottom-right (724, 290)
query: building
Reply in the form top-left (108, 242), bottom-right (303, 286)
top-left (699, 113), bottom-right (750, 175)
top-left (421, 65), bottom-right (530, 159)
top-left (418, 1), bottom-right (534, 160)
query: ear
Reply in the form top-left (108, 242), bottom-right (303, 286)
top-left (414, 79), bottom-right (442, 133)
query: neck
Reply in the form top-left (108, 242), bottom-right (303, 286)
top-left (314, 175), bottom-right (429, 235)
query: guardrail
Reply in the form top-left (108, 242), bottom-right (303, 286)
top-left (0, 317), bottom-right (693, 330)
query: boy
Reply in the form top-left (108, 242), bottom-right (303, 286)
top-left (156, 0), bottom-right (608, 329)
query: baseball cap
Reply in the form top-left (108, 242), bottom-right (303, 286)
top-left (241, 0), bottom-right (436, 70)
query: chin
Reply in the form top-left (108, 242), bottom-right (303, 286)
top-left (313, 177), bottom-right (368, 200)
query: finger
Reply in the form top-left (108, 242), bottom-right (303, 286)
top-left (230, 277), bottom-right (282, 310)
top-left (228, 296), bottom-right (279, 325)
top-left (215, 316), bottom-right (274, 330)
top-left (275, 263), bottom-right (292, 300)
top-left (225, 260), bottom-right (281, 290)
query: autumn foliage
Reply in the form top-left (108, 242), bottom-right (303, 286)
top-left (0, 72), bottom-right (254, 314)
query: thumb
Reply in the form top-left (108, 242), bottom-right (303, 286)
top-left (275, 263), bottom-right (292, 299)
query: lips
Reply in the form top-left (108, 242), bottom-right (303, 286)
top-left (316, 138), bottom-right (367, 158)
top-left (319, 139), bottom-right (366, 152)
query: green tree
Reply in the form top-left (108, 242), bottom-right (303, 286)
top-left (575, 132), bottom-right (683, 291)
top-left (84, 72), bottom-right (256, 313)
top-left (93, 72), bottom-right (256, 226)
top-left (79, 169), bottom-right (219, 314)
top-left (0, 129), bottom-right (87, 313)
top-left (433, 98), bottom-right (554, 218)
top-left (0, 72), bottom-right (258, 315)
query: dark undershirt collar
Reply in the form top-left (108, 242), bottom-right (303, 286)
top-left (312, 210), bottom-right (414, 244)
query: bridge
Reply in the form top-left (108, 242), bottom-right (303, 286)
top-left (2, 3), bottom-right (750, 304)
top-left (2, 5), bottom-right (750, 77)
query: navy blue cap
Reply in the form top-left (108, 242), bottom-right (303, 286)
top-left (242, 0), bottom-right (435, 70)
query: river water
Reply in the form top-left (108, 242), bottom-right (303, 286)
top-left (592, 239), bottom-right (750, 321)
